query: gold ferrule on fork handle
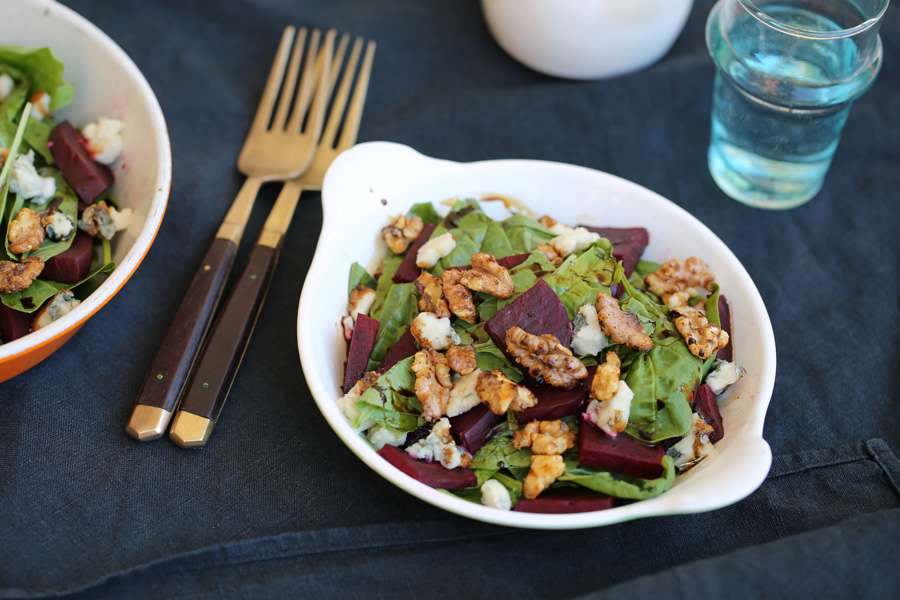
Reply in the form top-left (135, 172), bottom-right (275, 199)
top-left (125, 405), bottom-right (173, 441)
top-left (215, 176), bottom-right (264, 245)
top-left (169, 410), bottom-right (214, 448)
top-left (258, 228), bottom-right (283, 249)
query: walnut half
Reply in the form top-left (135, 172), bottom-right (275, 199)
top-left (595, 293), bottom-right (653, 352)
top-left (645, 257), bottom-right (715, 305)
top-left (412, 349), bottom-right (452, 422)
top-left (0, 256), bottom-right (44, 294)
top-left (415, 272), bottom-right (449, 318)
top-left (440, 268), bottom-right (477, 323)
top-left (7, 207), bottom-right (44, 254)
top-left (381, 215), bottom-right (424, 254)
top-left (590, 351), bottom-right (621, 402)
top-left (505, 326), bottom-right (588, 388)
top-left (523, 455), bottom-right (565, 500)
top-left (446, 344), bottom-right (477, 375)
top-left (475, 370), bottom-right (537, 415)
top-left (513, 420), bottom-right (576, 456)
top-left (459, 253), bottom-right (514, 298)
top-left (672, 305), bottom-right (729, 360)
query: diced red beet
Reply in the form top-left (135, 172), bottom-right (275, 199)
top-left (378, 445), bottom-right (477, 490)
top-left (581, 226), bottom-right (649, 276)
top-left (694, 383), bottom-right (724, 442)
top-left (717, 295), bottom-right (733, 361)
top-left (0, 305), bottom-right (33, 342)
top-left (49, 121), bottom-right (114, 202)
top-left (578, 415), bottom-right (665, 479)
top-left (42, 232), bottom-right (93, 283)
top-left (380, 328), bottom-right (418, 371)
top-left (449, 404), bottom-right (503, 453)
top-left (392, 223), bottom-right (437, 283)
top-left (514, 489), bottom-right (615, 513)
top-left (342, 315), bottom-right (379, 393)
top-left (496, 253), bottom-right (530, 269)
top-left (485, 279), bottom-right (572, 355)
top-left (517, 380), bottom-right (588, 423)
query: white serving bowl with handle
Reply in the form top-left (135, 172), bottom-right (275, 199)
top-left (298, 141), bottom-right (775, 529)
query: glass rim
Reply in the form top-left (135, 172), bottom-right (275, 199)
top-left (737, 0), bottom-right (890, 39)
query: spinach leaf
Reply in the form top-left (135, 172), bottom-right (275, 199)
top-left (559, 455), bottom-right (675, 500)
top-left (634, 259), bottom-right (661, 278)
top-left (367, 281), bottom-right (417, 370)
top-left (406, 202), bottom-right (441, 225)
top-left (433, 210), bottom-right (515, 274)
top-left (502, 214), bottom-right (555, 253)
top-left (0, 46), bottom-right (74, 110)
top-left (470, 429), bottom-right (532, 471)
top-left (347, 262), bottom-right (376, 296)
top-left (0, 84), bottom-right (28, 147)
top-left (473, 340), bottom-right (524, 382)
top-left (353, 357), bottom-right (423, 432)
top-left (370, 253), bottom-right (402, 319)
top-left (23, 117), bottom-right (53, 163)
top-left (0, 102), bottom-right (30, 253)
top-left (701, 284), bottom-right (722, 378)
top-left (542, 240), bottom-right (616, 318)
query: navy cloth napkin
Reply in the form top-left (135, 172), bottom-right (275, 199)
top-left (1, 0), bottom-right (899, 598)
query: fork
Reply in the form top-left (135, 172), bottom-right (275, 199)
top-left (126, 27), bottom-right (335, 441)
top-left (169, 34), bottom-right (376, 448)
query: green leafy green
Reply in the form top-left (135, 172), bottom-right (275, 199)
top-left (23, 117), bottom-right (53, 163)
top-left (370, 253), bottom-right (402, 319)
top-left (0, 102), bottom-right (30, 251)
top-left (473, 340), bottom-right (524, 382)
top-left (353, 357), bottom-right (424, 432)
top-left (701, 284), bottom-right (722, 378)
top-left (502, 214), bottom-right (555, 253)
top-left (432, 210), bottom-right (515, 274)
top-left (367, 282), bottom-right (417, 370)
top-left (0, 84), bottom-right (28, 148)
top-left (559, 455), bottom-right (675, 500)
top-left (470, 429), bottom-right (532, 471)
top-left (0, 46), bottom-right (74, 110)
top-left (407, 202), bottom-right (441, 225)
top-left (543, 240), bottom-right (616, 318)
top-left (635, 259), bottom-right (662, 278)
top-left (347, 262), bottom-right (376, 296)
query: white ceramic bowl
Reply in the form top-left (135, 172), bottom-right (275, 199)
top-left (0, 0), bottom-right (171, 381)
top-left (481, 0), bottom-right (694, 80)
top-left (298, 142), bottom-right (775, 529)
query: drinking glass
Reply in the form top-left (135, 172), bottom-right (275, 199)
top-left (706, 0), bottom-right (889, 209)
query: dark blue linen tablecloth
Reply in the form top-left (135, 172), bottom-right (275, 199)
top-left (2, 0), bottom-right (899, 597)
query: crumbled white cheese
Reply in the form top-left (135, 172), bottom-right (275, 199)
top-left (548, 222), bottom-right (572, 236)
top-left (585, 380), bottom-right (633, 437)
top-left (32, 291), bottom-right (81, 330)
top-left (349, 288), bottom-right (376, 319)
top-left (480, 479), bottom-right (512, 511)
top-left (411, 311), bottom-right (460, 350)
top-left (550, 226), bottom-right (600, 257)
top-left (30, 92), bottom-right (51, 120)
top-left (405, 418), bottom-right (466, 469)
top-left (43, 211), bottom-right (74, 241)
top-left (669, 413), bottom-right (717, 471)
top-left (336, 381), bottom-right (374, 431)
top-left (446, 369), bottom-right (482, 417)
top-left (109, 206), bottom-right (132, 233)
top-left (0, 74), bottom-right (14, 102)
top-left (366, 425), bottom-right (407, 450)
top-left (81, 118), bottom-right (125, 165)
top-left (416, 232), bottom-right (456, 268)
top-left (10, 150), bottom-right (56, 203)
top-left (571, 303), bottom-right (608, 356)
top-left (705, 360), bottom-right (744, 395)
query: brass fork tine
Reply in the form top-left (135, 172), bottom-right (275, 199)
top-left (288, 29), bottom-right (326, 132)
top-left (251, 26), bottom-right (295, 132)
top-left (320, 37), bottom-right (362, 148)
top-left (301, 29), bottom-right (335, 138)
top-left (327, 33), bottom-right (351, 102)
top-left (270, 27), bottom-right (307, 131)
top-left (337, 39), bottom-right (375, 149)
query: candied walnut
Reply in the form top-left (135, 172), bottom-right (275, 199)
top-left (381, 214), bottom-right (424, 254)
top-left (523, 455), bottom-right (565, 499)
top-left (412, 350), bottom-right (451, 422)
top-left (440, 268), bottom-right (476, 323)
top-left (505, 326), bottom-right (588, 388)
top-left (537, 215), bottom-right (557, 229)
top-left (536, 242), bottom-right (564, 266)
top-left (476, 370), bottom-right (537, 415)
top-left (595, 294), bottom-right (653, 352)
top-left (459, 253), bottom-right (514, 299)
top-left (590, 351), bottom-right (621, 402)
top-left (672, 305), bottom-right (730, 360)
top-left (0, 256), bottom-right (44, 293)
top-left (415, 272), bottom-right (449, 318)
top-left (513, 420), bottom-right (576, 456)
top-left (7, 207), bottom-right (44, 254)
top-left (447, 344), bottom-right (477, 375)
top-left (645, 257), bottom-right (715, 305)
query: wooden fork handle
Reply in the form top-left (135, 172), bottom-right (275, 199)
top-left (126, 237), bottom-right (237, 440)
top-left (175, 243), bottom-right (279, 431)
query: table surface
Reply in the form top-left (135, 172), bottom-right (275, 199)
top-left (2, 1), bottom-right (900, 598)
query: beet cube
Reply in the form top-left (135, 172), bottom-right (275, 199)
top-left (514, 489), bottom-right (615, 513)
top-left (49, 121), bottom-right (114, 202)
top-left (342, 315), bottom-right (379, 393)
top-left (581, 226), bottom-right (649, 277)
top-left (496, 253), bottom-right (529, 269)
top-left (485, 279), bottom-right (572, 354)
top-left (42, 232), bottom-right (93, 283)
top-left (578, 415), bottom-right (665, 479)
top-left (392, 223), bottom-right (437, 283)
top-left (378, 445), bottom-right (477, 490)
top-left (694, 383), bottom-right (724, 442)
top-left (717, 295), bottom-right (733, 361)
top-left (449, 404), bottom-right (503, 453)
top-left (380, 328), bottom-right (418, 372)
top-left (0, 304), bottom-right (33, 342)
top-left (517, 381), bottom-right (588, 423)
